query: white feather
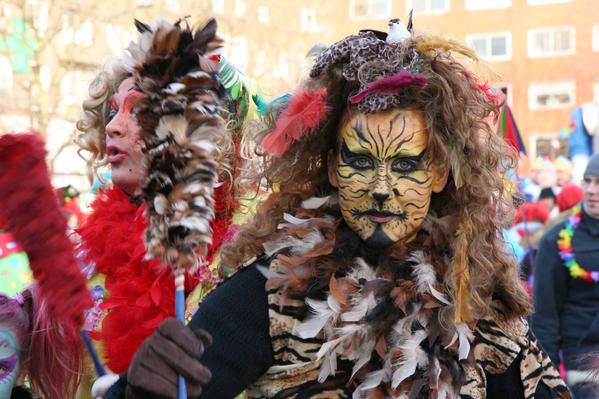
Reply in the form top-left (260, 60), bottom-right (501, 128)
top-left (409, 251), bottom-right (436, 294)
top-left (342, 292), bottom-right (376, 322)
top-left (391, 330), bottom-right (429, 389)
top-left (184, 183), bottom-right (207, 195)
top-left (154, 194), bottom-right (169, 215)
top-left (301, 196), bottom-right (330, 209)
top-left (187, 70), bottom-right (211, 79)
top-left (456, 323), bottom-right (472, 360)
top-left (172, 200), bottom-right (188, 212)
top-left (192, 139), bottom-right (216, 153)
top-left (180, 216), bottom-right (211, 234)
top-left (294, 297), bottom-right (340, 339)
top-left (164, 82), bottom-right (185, 95)
top-left (156, 115), bottom-right (187, 141)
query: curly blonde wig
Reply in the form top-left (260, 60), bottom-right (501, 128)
top-left (222, 32), bottom-right (530, 321)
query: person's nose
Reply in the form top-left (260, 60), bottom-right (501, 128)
top-left (372, 167), bottom-right (391, 208)
top-left (105, 113), bottom-right (126, 138)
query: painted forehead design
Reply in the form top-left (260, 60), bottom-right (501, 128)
top-left (343, 112), bottom-right (427, 158)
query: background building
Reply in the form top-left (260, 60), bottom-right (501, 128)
top-left (1, 0), bottom-right (597, 190)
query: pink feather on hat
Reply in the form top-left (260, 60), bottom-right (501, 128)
top-left (261, 87), bottom-right (331, 157)
top-left (349, 70), bottom-right (427, 105)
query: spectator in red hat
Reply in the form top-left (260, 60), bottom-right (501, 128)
top-left (556, 184), bottom-right (584, 213)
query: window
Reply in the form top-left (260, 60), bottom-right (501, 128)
top-left (273, 52), bottom-right (289, 81)
top-left (225, 35), bottom-right (247, 71)
top-left (528, 27), bottom-right (575, 57)
top-left (406, 0), bottom-right (450, 16)
top-left (466, 32), bottom-right (511, 61)
top-left (465, 0), bottom-right (510, 10)
top-left (350, 0), bottom-right (391, 19)
top-left (165, 0), bottom-right (180, 13)
top-left (593, 25), bottom-right (599, 52)
top-left (60, 14), bottom-right (93, 46)
top-left (235, 0), bottom-right (247, 16)
top-left (211, 0), bottom-right (224, 13)
top-left (27, 0), bottom-right (48, 33)
top-left (529, 81), bottom-right (575, 110)
top-left (257, 6), bottom-right (269, 24)
top-left (530, 134), bottom-right (569, 159)
top-left (528, 0), bottom-right (572, 4)
top-left (61, 71), bottom-right (92, 106)
top-left (0, 56), bottom-right (13, 91)
top-left (39, 64), bottom-right (51, 90)
top-left (300, 8), bottom-right (318, 33)
top-left (135, 0), bottom-right (153, 7)
top-left (106, 24), bottom-right (137, 54)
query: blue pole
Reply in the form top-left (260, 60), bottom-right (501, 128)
top-left (175, 271), bottom-right (187, 399)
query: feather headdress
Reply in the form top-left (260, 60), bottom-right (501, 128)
top-left (130, 18), bottom-right (228, 270)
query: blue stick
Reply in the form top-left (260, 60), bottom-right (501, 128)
top-left (175, 273), bottom-right (187, 399)
top-left (81, 330), bottom-right (106, 376)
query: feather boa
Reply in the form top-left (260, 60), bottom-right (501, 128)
top-left (78, 186), bottom-right (232, 373)
top-left (262, 198), bottom-right (475, 398)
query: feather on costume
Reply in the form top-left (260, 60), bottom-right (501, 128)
top-left (246, 198), bottom-right (571, 399)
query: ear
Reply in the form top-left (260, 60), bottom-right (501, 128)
top-left (432, 161), bottom-right (449, 193)
top-left (327, 148), bottom-right (339, 188)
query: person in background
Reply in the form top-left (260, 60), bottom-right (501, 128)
top-left (532, 152), bottom-right (599, 398)
top-left (0, 288), bottom-right (83, 399)
top-left (555, 157), bottom-right (574, 188)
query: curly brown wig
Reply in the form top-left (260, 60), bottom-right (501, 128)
top-left (222, 31), bottom-right (530, 321)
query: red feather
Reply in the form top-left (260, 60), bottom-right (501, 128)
top-left (0, 133), bottom-right (92, 328)
top-left (349, 71), bottom-right (427, 104)
top-left (261, 87), bottom-right (330, 157)
top-left (80, 185), bottom-right (233, 373)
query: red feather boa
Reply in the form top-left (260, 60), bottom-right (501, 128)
top-left (79, 185), bottom-right (233, 373)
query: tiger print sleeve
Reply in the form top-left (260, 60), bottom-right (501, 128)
top-left (470, 303), bottom-right (572, 399)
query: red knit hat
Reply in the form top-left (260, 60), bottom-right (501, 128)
top-left (515, 202), bottom-right (550, 224)
top-left (556, 184), bottom-right (584, 212)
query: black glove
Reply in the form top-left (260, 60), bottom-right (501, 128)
top-left (126, 318), bottom-right (213, 398)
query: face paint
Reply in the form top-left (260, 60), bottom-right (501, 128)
top-left (331, 109), bottom-right (445, 247)
top-left (0, 327), bottom-right (20, 396)
top-left (105, 77), bottom-right (146, 196)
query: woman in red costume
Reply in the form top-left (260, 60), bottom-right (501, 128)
top-left (73, 17), bottom-right (257, 398)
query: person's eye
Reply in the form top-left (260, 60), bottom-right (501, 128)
top-left (107, 108), bottom-right (118, 121)
top-left (350, 157), bottom-right (373, 169)
top-left (392, 158), bottom-right (418, 173)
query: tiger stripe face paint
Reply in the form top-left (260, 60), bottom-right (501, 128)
top-left (329, 109), bottom-right (447, 247)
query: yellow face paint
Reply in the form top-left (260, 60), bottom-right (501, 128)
top-left (331, 109), bottom-right (445, 247)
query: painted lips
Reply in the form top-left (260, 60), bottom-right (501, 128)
top-left (363, 210), bottom-right (403, 224)
top-left (106, 144), bottom-right (128, 163)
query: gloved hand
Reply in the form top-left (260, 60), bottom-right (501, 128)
top-left (126, 318), bottom-right (213, 399)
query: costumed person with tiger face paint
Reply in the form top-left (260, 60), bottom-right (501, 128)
top-left (104, 21), bottom-right (572, 399)
top-left (73, 17), bottom-right (260, 399)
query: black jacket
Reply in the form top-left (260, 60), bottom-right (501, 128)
top-left (531, 206), bottom-right (599, 370)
